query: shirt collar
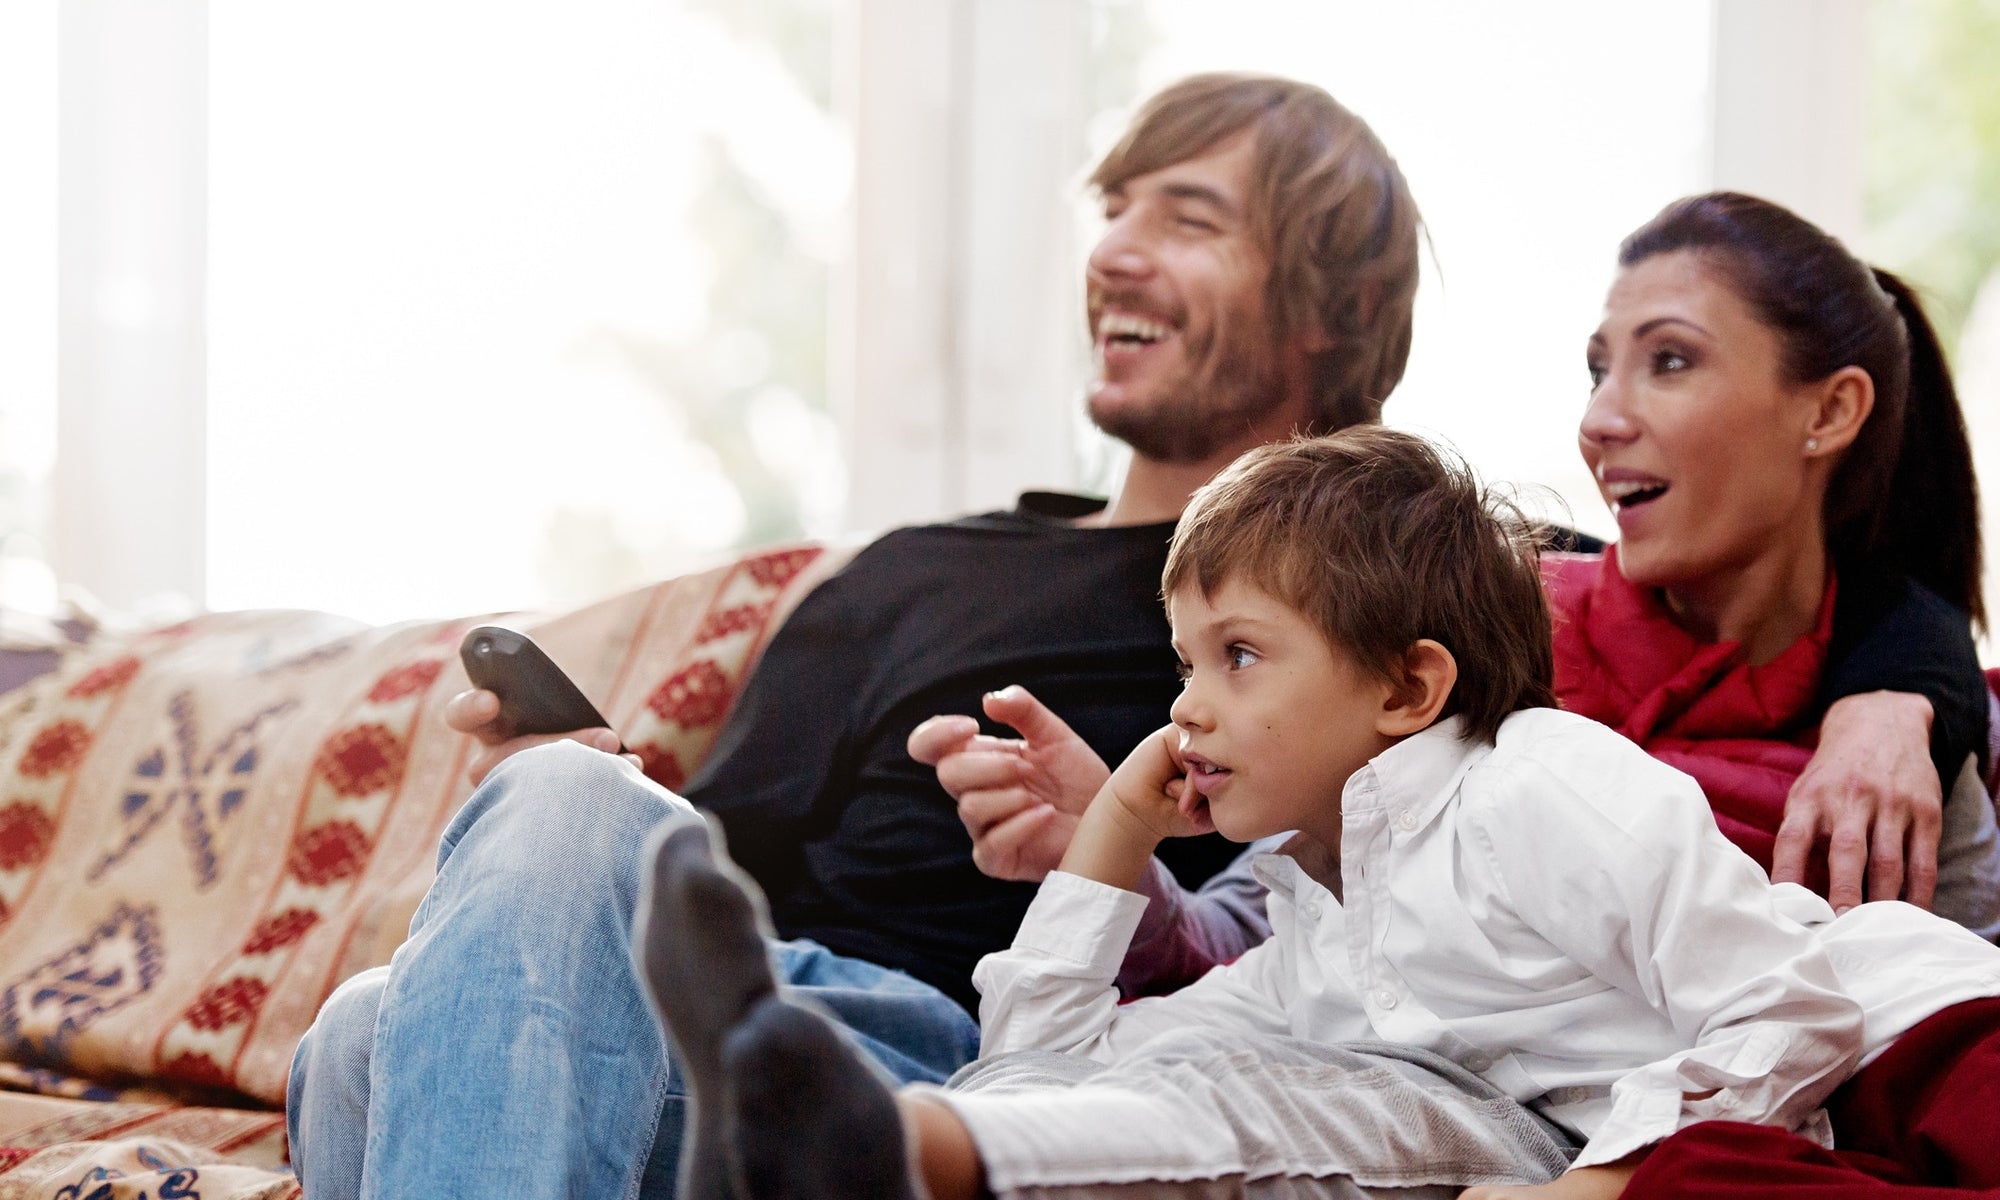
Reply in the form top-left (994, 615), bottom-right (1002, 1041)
top-left (1015, 490), bottom-right (1110, 522)
top-left (1342, 714), bottom-right (1490, 831)
top-left (1252, 714), bottom-right (1494, 896)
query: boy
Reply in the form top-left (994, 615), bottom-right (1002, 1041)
top-left (635, 428), bottom-right (2000, 1200)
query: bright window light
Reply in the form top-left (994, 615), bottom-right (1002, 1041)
top-left (207, 1), bottom-right (842, 623)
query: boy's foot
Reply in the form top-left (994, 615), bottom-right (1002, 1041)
top-left (721, 993), bottom-right (920, 1200)
top-left (632, 816), bottom-right (779, 1200)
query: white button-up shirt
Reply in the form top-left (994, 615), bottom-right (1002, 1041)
top-left (976, 709), bottom-right (2000, 1168)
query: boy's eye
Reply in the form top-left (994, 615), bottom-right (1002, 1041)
top-left (1586, 360), bottom-right (1606, 388)
top-left (1174, 660), bottom-right (1193, 683)
top-left (1226, 645), bottom-right (1258, 670)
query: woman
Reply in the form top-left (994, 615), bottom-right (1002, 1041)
top-left (1462, 194), bottom-right (2000, 1200)
top-left (1549, 189), bottom-right (1995, 934)
top-left (921, 192), bottom-right (1996, 968)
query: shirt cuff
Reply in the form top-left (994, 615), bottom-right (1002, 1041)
top-left (1014, 870), bottom-right (1152, 977)
top-left (1569, 1088), bottom-right (1681, 1169)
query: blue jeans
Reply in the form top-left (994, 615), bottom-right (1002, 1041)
top-left (287, 740), bottom-right (980, 1199)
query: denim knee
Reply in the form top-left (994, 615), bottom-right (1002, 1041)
top-left (416, 740), bottom-right (695, 955)
top-left (288, 965), bottom-right (390, 1191)
top-left (294, 965), bottom-right (388, 1097)
top-left (441, 741), bottom-right (689, 883)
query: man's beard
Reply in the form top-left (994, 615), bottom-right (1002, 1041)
top-left (1087, 322), bottom-right (1291, 464)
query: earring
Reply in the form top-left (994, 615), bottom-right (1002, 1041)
top-left (1806, 437), bottom-right (1819, 452)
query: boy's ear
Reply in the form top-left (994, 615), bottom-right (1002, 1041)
top-left (1377, 639), bottom-right (1456, 737)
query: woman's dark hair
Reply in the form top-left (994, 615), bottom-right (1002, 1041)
top-left (1618, 192), bottom-right (1983, 627)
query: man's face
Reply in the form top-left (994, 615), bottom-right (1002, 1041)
top-left (1085, 131), bottom-right (1312, 465)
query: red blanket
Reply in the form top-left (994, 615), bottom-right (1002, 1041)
top-left (1543, 549), bottom-right (1832, 887)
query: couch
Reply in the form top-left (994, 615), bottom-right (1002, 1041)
top-left (0, 542), bottom-right (848, 1198)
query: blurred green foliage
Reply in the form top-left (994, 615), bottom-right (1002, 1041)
top-left (1864, 0), bottom-right (2000, 356)
top-left (540, 0), bottom-right (835, 600)
top-left (597, 135), bottom-right (833, 553)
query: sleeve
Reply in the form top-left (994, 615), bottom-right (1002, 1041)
top-left (1116, 838), bottom-right (1277, 997)
top-left (1823, 574), bottom-right (1989, 781)
top-left (976, 870), bottom-right (1294, 1063)
top-left (1465, 731), bottom-right (1864, 1168)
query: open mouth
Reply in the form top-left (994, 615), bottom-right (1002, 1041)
top-left (1603, 477), bottom-right (1670, 514)
top-left (1097, 310), bottom-right (1174, 356)
top-left (1181, 751), bottom-right (1231, 796)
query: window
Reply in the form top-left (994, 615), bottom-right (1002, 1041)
top-left (206, 0), bottom-right (842, 621)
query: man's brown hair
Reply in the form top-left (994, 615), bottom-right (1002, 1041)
top-left (1092, 73), bottom-right (1421, 432)
top-left (1162, 428), bottom-right (1555, 743)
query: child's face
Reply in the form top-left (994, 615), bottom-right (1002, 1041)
top-left (1167, 577), bottom-right (1399, 847)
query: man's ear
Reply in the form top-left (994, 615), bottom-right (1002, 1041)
top-left (1377, 639), bottom-right (1456, 737)
top-left (1804, 365), bottom-right (1874, 457)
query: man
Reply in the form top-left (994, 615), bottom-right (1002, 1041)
top-left (286, 72), bottom-right (1422, 1199)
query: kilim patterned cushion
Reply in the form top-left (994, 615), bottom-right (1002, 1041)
top-left (0, 542), bottom-right (847, 1193)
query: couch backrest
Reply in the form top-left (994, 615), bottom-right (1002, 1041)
top-left (0, 542), bottom-right (846, 1106)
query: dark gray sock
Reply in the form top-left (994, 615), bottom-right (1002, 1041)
top-left (721, 994), bottom-right (921, 1200)
top-left (633, 816), bottom-right (780, 1200)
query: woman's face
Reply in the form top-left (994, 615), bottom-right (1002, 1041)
top-left (1580, 250), bottom-right (1829, 592)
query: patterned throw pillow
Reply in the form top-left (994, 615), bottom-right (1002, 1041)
top-left (0, 543), bottom-right (842, 1109)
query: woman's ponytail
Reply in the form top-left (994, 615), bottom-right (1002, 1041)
top-left (1871, 269), bottom-right (1983, 628)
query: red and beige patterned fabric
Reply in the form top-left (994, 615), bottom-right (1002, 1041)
top-left (0, 1091), bottom-right (293, 1198)
top-left (0, 543), bottom-right (846, 1196)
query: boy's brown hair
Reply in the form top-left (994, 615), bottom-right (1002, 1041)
top-left (1162, 428), bottom-right (1555, 743)
top-left (1091, 72), bottom-right (1421, 433)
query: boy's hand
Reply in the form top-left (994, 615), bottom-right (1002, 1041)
top-left (444, 688), bottom-right (633, 786)
top-left (909, 686), bottom-right (1110, 882)
top-left (1103, 724), bottom-right (1215, 843)
top-left (1056, 725), bottom-right (1213, 893)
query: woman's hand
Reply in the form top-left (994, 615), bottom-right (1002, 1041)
top-left (1773, 690), bottom-right (1941, 913)
top-left (908, 686), bottom-right (1111, 882)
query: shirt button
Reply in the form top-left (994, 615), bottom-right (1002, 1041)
top-left (1303, 901), bottom-right (1323, 920)
top-left (1395, 809), bottom-right (1418, 831)
top-left (1465, 1052), bottom-right (1492, 1072)
top-left (1372, 989), bottom-right (1398, 1010)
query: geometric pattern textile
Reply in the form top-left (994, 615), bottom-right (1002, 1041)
top-left (0, 1091), bottom-right (293, 1197)
top-left (0, 541), bottom-right (847, 1186)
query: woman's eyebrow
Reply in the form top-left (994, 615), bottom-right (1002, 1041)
top-left (1633, 316), bottom-right (1713, 340)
